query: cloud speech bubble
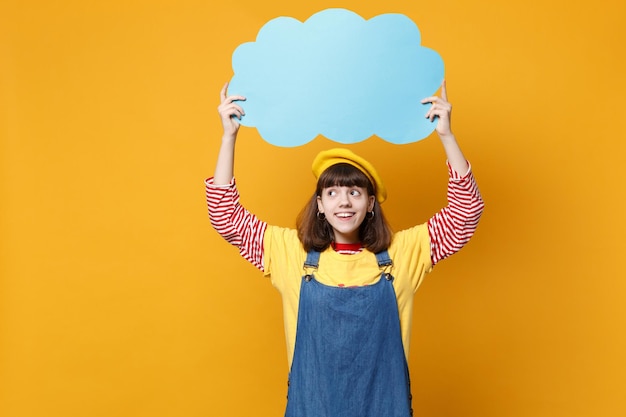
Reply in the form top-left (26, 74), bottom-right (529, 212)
top-left (228, 8), bottom-right (444, 147)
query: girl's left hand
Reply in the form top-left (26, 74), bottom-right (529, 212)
top-left (421, 80), bottom-right (452, 137)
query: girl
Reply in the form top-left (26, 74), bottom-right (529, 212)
top-left (207, 81), bottom-right (484, 417)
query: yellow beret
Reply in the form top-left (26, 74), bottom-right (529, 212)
top-left (312, 148), bottom-right (387, 203)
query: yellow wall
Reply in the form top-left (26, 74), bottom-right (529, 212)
top-left (1, 0), bottom-right (625, 416)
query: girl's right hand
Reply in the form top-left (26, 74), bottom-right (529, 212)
top-left (217, 82), bottom-right (246, 138)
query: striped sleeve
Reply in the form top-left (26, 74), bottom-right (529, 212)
top-left (205, 177), bottom-right (267, 271)
top-left (427, 162), bottom-right (485, 265)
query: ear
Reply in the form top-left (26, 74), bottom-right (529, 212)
top-left (368, 196), bottom-right (375, 212)
top-left (317, 195), bottom-right (324, 213)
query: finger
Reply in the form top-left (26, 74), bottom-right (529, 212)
top-left (421, 96), bottom-right (438, 104)
top-left (232, 105), bottom-right (245, 118)
top-left (230, 110), bottom-right (243, 121)
top-left (218, 99), bottom-right (246, 118)
top-left (225, 103), bottom-right (246, 118)
top-left (219, 103), bottom-right (245, 117)
top-left (425, 106), bottom-right (449, 122)
top-left (220, 82), bottom-right (230, 101)
top-left (427, 112), bottom-right (438, 122)
top-left (424, 102), bottom-right (436, 119)
top-left (230, 102), bottom-right (245, 115)
top-left (441, 80), bottom-right (448, 102)
top-left (227, 95), bottom-right (247, 103)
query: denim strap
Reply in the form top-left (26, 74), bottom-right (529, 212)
top-left (303, 250), bottom-right (321, 269)
top-left (375, 250), bottom-right (393, 268)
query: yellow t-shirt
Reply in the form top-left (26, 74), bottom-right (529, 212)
top-left (263, 223), bottom-right (433, 367)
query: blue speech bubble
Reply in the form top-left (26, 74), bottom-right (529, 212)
top-left (229, 8), bottom-right (444, 147)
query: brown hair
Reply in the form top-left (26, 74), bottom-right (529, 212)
top-left (296, 163), bottom-right (393, 253)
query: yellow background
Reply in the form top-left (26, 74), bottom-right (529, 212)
top-left (1, 0), bottom-right (625, 416)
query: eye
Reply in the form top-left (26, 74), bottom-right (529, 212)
top-left (326, 189), bottom-right (337, 197)
top-left (350, 189), bottom-right (362, 196)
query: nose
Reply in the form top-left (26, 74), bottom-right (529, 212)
top-left (338, 191), bottom-right (351, 207)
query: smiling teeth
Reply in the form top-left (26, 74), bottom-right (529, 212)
top-left (337, 213), bottom-right (353, 218)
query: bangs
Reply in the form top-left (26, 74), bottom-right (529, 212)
top-left (317, 163), bottom-right (372, 191)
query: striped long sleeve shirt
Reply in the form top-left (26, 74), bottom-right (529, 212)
top-left (206, 162), bottom-right (484, 269)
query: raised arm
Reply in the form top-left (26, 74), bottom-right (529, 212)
top-left (214, 82), bottom-right (246, 185)
top-left (422, 81), bottom-right (484, 264)
top-left (207, 82), bottom-right (266, 270)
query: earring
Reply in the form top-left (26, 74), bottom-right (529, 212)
top-left (366, 211), bottom-right (375, 220)
top-left (317, 212), bottom-right (326, 220)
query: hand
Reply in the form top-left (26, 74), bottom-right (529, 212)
top-left (421, 80), bottom-right (452, 137)
top-left (218, 82), bottom-right (246, 138)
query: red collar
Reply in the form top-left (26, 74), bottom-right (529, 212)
top-left (332, 242), bottom-right (363, 252)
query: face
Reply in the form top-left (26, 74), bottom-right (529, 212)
top-left (317, 185), bottom-right (375, 244)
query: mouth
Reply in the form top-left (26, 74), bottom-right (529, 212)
top-left (335, 212), bottom-right (355, 220)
